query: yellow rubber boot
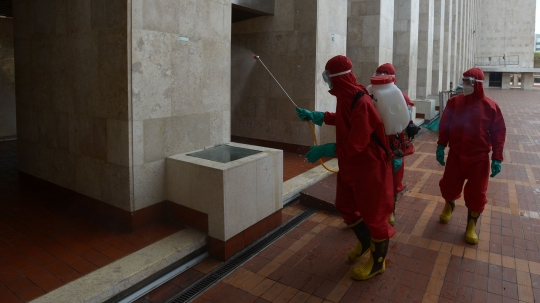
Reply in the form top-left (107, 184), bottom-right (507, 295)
top-left (388, 213), bottom-right (395, 227)
top-left (439, 200), bottom-right (455, 224)
top-left (348, 219), bottom-right (371, 262)
top-left (388, 197), bottom-right (396, 227)
top-left (465, 211), bottom-right (480, 244)
top-left (351, 238), bottom-right (389, 280)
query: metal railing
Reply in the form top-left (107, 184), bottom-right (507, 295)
top-left (438, 83), bottom-right (461, 114)
top-left (475, 55), bottom-right (519, 66)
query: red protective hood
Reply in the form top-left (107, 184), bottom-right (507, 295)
top-left (325, 55), bottom-right (368, 98)
top-left (463, 67), bottom-right (485, 100)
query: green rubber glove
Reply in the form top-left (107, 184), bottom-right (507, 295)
top-left (305, 143), bottom-right (336, 163)
top-left (392, 158), bottom-right (402, 173)
top-left (490, 160), bottom-right (502, 178)
top-left (296, 107), bottom-right (325, 126)
top-left (436, 144), bottom-right (446, 166)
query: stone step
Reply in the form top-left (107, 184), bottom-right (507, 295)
top-left (30, 228), bottom-right (207, 303)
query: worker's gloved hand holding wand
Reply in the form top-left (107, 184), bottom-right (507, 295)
top-left (296, 108), bottom-right (325, 126)
top-left (306, 143), bottom-right (336, 163)
top-left (296, 107), bottom-right (335, 163)
top-left (392, 158), bottom-right (402, 172)
top-left (490, 160), bottom-right (502, 178)
top-left (436, 145), bottom-right (446, 166)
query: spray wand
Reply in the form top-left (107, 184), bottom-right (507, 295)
top-left (253, 55), bottom-right (337, 173)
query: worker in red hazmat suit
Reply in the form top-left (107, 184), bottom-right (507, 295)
top-left (374, 63), bottom-right (415, 227)
top-left (437, 67), bottom-right (506, 244)
top-left (296, 55), bottom-right (394, 280)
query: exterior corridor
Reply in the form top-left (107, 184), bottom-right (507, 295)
top-left (158, 88), bottom-right (540, 303)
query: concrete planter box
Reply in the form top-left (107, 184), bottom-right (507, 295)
top-left (166, 142), bottom-right (283, 242)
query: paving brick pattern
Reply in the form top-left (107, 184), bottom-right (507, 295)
top-left (186, 88), bottom-right (540, 303)
top-left (0, 140), bottom-right (183, 303)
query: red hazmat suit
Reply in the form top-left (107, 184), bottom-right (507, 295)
top-left (438, 68), bottom-right (506, 213)
top-left (376, 63), bottom-right (412, 195)
top-left (323, 56), bottom-right (395, 239)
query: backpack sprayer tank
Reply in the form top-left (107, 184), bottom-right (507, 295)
top-left (366, 75), bottom-right (416, 159)
top-left (366, 75), bottom-right (410, 136)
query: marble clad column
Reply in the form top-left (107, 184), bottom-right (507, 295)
top-left (431, 0), bottom-right (445, 96)
top-left (468, 0), bottom-right (473, 67)
top-left (456, 0), bottom-right (464, 81)
top-left (456, 0), bottom-right (464, 83)
top-left (416, 0), bottom-right (434, 99)
top-left (393, 0), bottom-right (420, 99)
top-left (463, 1), bottom-right (472, 70)
top-left (442, 0), bottom-right (453, 90)
top-left (347, 0), bottom-right (395, 86)
top-left (450, 0), bottom-right (459, 88)
top-left (484, 71), bottom-right (490, 88)
top-left (502, 72), bottom-right (511, 89)
top-left (463, 0), bottom-right (468, 70)
top-left (317, 0), bottom-right (348, 145)
top-left (460, 0), bottom-right (466, 76)
top-left (521, 73), bottom-right (534, 90)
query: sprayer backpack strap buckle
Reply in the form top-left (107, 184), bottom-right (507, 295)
top-left (351, 91), bottom-right (374, 111)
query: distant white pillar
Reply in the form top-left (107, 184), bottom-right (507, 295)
top-left (431, 0), bottom-right (445, 95)
top-left (417, 0), bottom-right (434, 99)
top-left (484, 71), bottom-right (490, 87)
top-left (394, 0), bottom-right (420, 99)
top-left (347, 0), bottom-right (395, 86)
top-left (457, 0), bottom-right (464, 78)
top-left (450, 0), bottom-right (460, 87)
top-left (442, 0), bottom-right (453, 90)
top-left (522, 73), bottom-right (534, 90)
top-left (502, 72), bottom-right (511, 89)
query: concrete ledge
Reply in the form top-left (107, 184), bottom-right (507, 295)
top-left (282, 158), bottom-right (338, 203)
top-left (30, 228), bottom-right (207, 303)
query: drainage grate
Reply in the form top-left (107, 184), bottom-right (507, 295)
top-left (166, 207), bottom-right (318, 303)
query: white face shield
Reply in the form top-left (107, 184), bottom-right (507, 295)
top-left (461, 76), bottom-right (483, 96)
top-left (322, 69), bottom-right (351, 89)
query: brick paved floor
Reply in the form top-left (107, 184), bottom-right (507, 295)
top-left (0, 140), bottom-right (184, 303)
top-left (184, 88), bottom-right (540, 303)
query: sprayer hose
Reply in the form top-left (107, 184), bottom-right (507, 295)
top-left (307, 121), bottom-right (338, 173)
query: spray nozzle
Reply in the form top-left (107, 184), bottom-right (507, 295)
top-left (254, 55), bottom-right (260, 60)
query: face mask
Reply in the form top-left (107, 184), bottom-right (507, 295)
top-left (322, 69), bottom-right (351, 90)
top-left (460, 76), bottom-right (483, 96)
top-left (462, 84), bottom-right (474, 96)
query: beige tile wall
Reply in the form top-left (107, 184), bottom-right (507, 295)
top-left (231, 0), bottom-right (347, 147)
top-left (131, 0), bottom-right (232, 211)
top-left (14, 0), bottom-right (132, 211)
top-left (14, 0), bottom-right (232, 213)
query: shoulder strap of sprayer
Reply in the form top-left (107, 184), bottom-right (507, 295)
top-left (352, 91), bottom-right (390, 160)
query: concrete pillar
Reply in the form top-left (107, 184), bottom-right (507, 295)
top-left (431, 0), bottom-right (445, 96)
top-left (457, 0), bottom-right (464, 78)
top-left (484, 71), bottom-right (490, 88)
top-left (442, 0), bottom-right (453, 90)
top-left (521, 73), bottom-right (534, 90)
top-left (470, 0), bottom-right (474, 67)
top-left (416, 0), bottom-right (434, 99)
top-left (317, 0), bottom-right (348, 145)
top-left (502, 72), bottom-right (511, 89)
top-left (450, 0), bottom-right (460, 87)
top-left (464, 0), bottom-right (468, 68)
top-left (347, 0), bottom-right (395, 86)
top-left (394, 0), bottom-right (420, 99)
